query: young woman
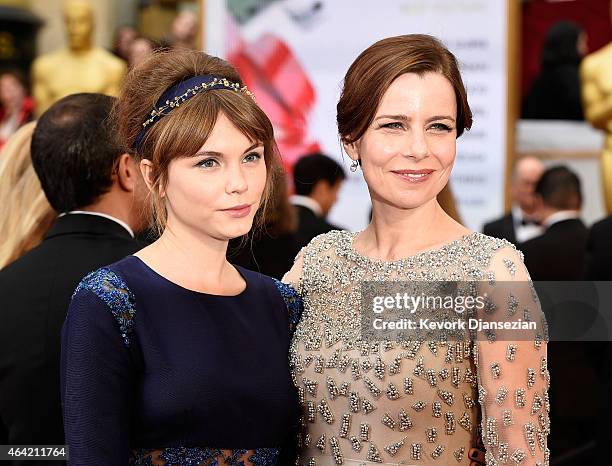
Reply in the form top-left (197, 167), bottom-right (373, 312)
top-left (284, 35), bottom-right (549, 465)
top-left (61, 50), bottom-right (301, 465)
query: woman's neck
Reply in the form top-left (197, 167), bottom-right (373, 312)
top-left (136, 220), bottom-right (242, 294)
top-left (356, 198), bottom-right (469, 262)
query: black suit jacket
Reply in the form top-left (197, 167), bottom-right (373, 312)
top-left (587, 215), bottom-right (612, 280)
top-left (519, 218), bottom-right (588, 281)
top-left (482, 213), bottom-right (517, 244)
top-left (0, 214), bottom-right (140, 465)
top-left (294, 205), bottom-right (340, 250)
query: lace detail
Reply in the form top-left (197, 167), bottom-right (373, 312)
top-left (130, 447), bottom-right (280, 466)
top-left (273, 278), bottom-right (303, 333)
top-left (73, 267), bottom-right (136, 347)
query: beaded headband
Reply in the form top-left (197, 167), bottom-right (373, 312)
top-left (133, 74), bottom-right (254, 151)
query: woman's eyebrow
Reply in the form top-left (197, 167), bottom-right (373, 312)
top-left (425, 115), bottom-right (456, 123)
top-left (191, 150), bottom-right (222, 158)
top-left (374, 114), bottom-right (456, 123)
top-left (374, 114), bottom-right (408, 121)
top-left (192, 143), bottom-right (262, 158)
top-left (242, 142), bottom-right (262, 154)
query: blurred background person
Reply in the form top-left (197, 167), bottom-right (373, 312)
top-left (166, 10), bottom-right (198, 50)
top-left (0, 122), bottom-right (55, 269)
top-left (587, 213), bottom-right (612, 280)
top-left (519, 164), bottom-right (601, 465)
top-left (0, 70), bottom-right (34, 149)
top-left (0, 93), bottom-right (147, 454)
top-left (586, 207), bottom-right (612, 466)
top-left (523, 20), bottom-right (587, 120)
top-left (290, 152), bottom-right (345, 249)
top-left (128, 36), bottom-right (157, 69)
top-left (483, 156), bottom-right (545, 244)
top-left (228, 170), bottom-right (300, 279)
top-left (520, 165), bottom-right (587, 280)
top-left (31, 0), bottom-right (126, 116)
top-left (112, 25), bottom-right (138, 62)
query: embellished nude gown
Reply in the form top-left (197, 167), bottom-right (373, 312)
top-left (283, 230), bottom-right (550, 466)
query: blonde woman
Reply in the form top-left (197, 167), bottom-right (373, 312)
top-left (0, 121), bottom-right (55, 268)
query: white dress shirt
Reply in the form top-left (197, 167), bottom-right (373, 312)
top-left (59, 211), bottom-right (135, 238)
top-left (542, 210), bottom-right (581, 229)
top-left (289, 195), bottom-right (323, 217)
top-left (512, 205), bottom-right (544, 243)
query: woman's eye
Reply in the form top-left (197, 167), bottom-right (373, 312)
top-left (243, 152), bottom-right (262, 163)
top-left (197, 158), bottom-right (218, 168)
top-left (381, 122), bottom-right (404, 130)
top-left (429, 123), bottom-right (453, 132)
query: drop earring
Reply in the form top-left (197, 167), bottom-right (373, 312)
top-left (350, 159), bottom-right (359, 172)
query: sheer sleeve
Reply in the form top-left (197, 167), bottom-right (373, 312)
top-left (60, 269), bottom-right (136, 466)
top-left (474, 246), bottom-right (550, 465)
top-left (282, 248), bottom-right (305, 295)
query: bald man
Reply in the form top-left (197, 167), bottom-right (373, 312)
top-left (483, 156), bottom-right (545, 244)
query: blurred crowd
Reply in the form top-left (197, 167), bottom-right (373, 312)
top-left (484, 157), bottom-right (610, 282)
top-left (112, 10), bottom-right (199, 68)
top-left (0, 8), bottom-right (199, 150)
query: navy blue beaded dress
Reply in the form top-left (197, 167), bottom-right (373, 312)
top-left (60, 255), bottom-right (302, 466)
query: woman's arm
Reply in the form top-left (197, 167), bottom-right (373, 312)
top-left (61, 270), bottom-right (136, 466)
top-left (282, 249), bottom-right (305, 295)
top-left (475, 246), bottom-right (550, 465)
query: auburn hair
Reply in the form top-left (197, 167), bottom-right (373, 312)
top-left (337, 34), bottom-right (472, 144)
top-left (112, 49), bottom-right (282, 235)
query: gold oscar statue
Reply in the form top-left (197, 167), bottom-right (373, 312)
top-left (581, 43), bottom-right (612, 214)
top-left (31, 0), bottom-right (126, 116)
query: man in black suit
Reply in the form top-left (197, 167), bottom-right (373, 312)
top-left (587, 215), bottom-right (612, 280)
top-left (483, 156), bottom-right (545, 244)
top-left (291, 152), bottom-right (346, 249)
top-left (0, 93), bottom-right (147, 464)
top-left (519, 165), bottom-right (587, 281)
top-left (519, 167), bottom-right (601, 463)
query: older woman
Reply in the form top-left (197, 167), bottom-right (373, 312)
top-left (284, 35), bottom-right (549, 465)
top-left (61, 49), bottom-right (301, 465)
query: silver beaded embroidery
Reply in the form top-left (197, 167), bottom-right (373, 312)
top-left (384, 437), bottom-right (407, 457)
top-left (410, 442), bottom-right (422, 460)
top-left (329, 436), bottom-right (343, 464)
top-left (431, 444), bottom-right (445, 459)
top-left (339, 413), bottom-right (350, 438)
top-left (287, 230), bottom-right (549, 465)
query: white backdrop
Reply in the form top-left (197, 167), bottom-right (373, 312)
top-left (205, 0), bottom-right (508, 231)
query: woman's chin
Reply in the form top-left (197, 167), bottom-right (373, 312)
top-left (220, 220), bottom-right (255, 240)
top-left (376, 192), bottom-right (439, 211)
